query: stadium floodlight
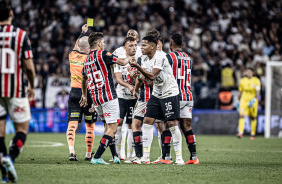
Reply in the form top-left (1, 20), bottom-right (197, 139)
top-left (265, 61), bottom-right (282, 138)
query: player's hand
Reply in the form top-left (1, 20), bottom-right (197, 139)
top-left (128, 85), bottom-right (134, 93)
top-left (133, 90), bottom-right (139, 99)
top-left (248, 98), bottom-right (256, 108)
top-left (89, 104), bottom-right (95, 113)
top-left (27, 87), bottom-right (35, 102)
top-left (145, 79), bottom-right (153, 87)
top-left (79, 95), bottom-right (87, 107)
top-left (82, 24), bottom-right (88, 33)
top-left (129, 57), bottom-right (138, 67)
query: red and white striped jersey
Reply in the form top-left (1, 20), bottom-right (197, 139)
top-left (137, 56), bottom-right (153, 102)
top-left (167, 51), bottom-right (193, 102)
top-left (82, 50), bottom-right (118, 105)
top-left (0, 25), bottom-right (33, 98)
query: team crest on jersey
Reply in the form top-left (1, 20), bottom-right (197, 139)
top-left (106, 52), bottom-right (112, 56)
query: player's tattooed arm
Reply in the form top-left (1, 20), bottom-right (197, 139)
top-left (73, 24), bottom-right (88, 50)
top-left (115, 72), bottom-right (134, 93)
top-left (80, 74), bottom-right (88, 107)
top-left (129, 57), bottom-right (160, 81)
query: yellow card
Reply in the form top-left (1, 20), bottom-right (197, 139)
top-left (87, 18), bottom-right (94, 27)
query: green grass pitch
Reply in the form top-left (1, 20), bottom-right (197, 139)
top-left (4, 133), bottom-right (282, 184)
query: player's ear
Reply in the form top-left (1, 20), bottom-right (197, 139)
top-left (9, 10), bottom-right (13, 18)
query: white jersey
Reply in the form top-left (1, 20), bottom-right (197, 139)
top-left (151, 51), bottom-right (179, 99)
top-left (113, 46), bottom-right (142, 99)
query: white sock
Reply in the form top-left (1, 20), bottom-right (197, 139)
top-left (127, 129), bottom-right (133, 159)
top-left (158, 131), bottom-right (162, 156)
top-left (120, 121), bottom-right (127, 158)
top-left (143, 124), bottom-right (153, 158)
top-left (86, 152), bottom-right (91, 158)
top-left (69, 146), bottom-right (74, 154)
top-left (115, 126), bottom-right (122, 156)
top-left (169, 126), bottom-right (183, 160)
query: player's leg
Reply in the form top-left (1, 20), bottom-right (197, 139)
top-left (237, 101), bottom-right (248, 138)
top-left (115, 98), bottom-right (126, 159)
top-left (0, 118), bottom-right (8, 183)
top-left (0, 99), bottom-right (8, 182)
top-left (131, 101), bottom-right (146, 161)
top-left (153, 95), bottom-right (180, 164)
top-left (125, 99), bottom-right (137, 162)
top-left (250, 100), bottom-right (258, 140)
top-left (141, 96), bottom-right (163, 164)
top-left (91, 99), bottom-right (120, 164)
top-left (155, 121), bottom-right (164, 161)
top-left (120, 118), bottom-right (127, 160)
top-left (66, 91), bottom-right (81, 161)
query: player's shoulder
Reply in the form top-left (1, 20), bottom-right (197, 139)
top-left (252, 76), bottom-right (260, 83)
top-left (240, 77), bottom-right (248, 83)
top-left (113, 46), bottom-right (124, 55)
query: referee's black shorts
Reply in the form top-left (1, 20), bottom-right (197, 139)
top-left (68, 88), bottom-right (97, 124)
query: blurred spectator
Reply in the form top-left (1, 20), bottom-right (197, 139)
top-left (11, 0), bottom-right (281, 109)
top-left (56, 90), bottom-right (69, 109)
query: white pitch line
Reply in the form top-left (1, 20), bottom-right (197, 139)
top-left (26, 141), bottom-right (65, 147)
top-left (205, 148), bottom-right (282, 153)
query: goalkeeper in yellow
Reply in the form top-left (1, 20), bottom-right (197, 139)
top-left (237, 68), bottom-right (261, 140)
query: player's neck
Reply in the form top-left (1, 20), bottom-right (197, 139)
top-left (148, 49), bottom-right (156, 60)
top-left (126, 53), bottom-right (134, 58)
top-left (173, 47), bottom-right (182, 52)
top-left (90, 46), bottom-right (100, 51)
top-left (0, 18), bottom-right (12, 26)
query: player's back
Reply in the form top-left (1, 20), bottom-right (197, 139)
top-left (69, 50), bottom-right (88, 88)
top-left (83, 50), bottom-right (117, 105)
top-left (167, 50), bottom-right (192, 101)
top-left (0, 25), bottom-right (33, 98)
top-left (239, 76), bottom-right (260, 102)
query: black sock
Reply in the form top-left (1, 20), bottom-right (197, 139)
top-left (109, 136), bottom-right (118, 158)
top-left (94, 135), bottom-right (112, 159)
top-left (133, 131), bottom-right (142, 158)
top-left (184, 130), bottom-right (197, 160)
top-left (161, 130), bottom-right (172, 160)
top-left (0, 137), bottom-right (7, 179)
top-left (9, 132), bottom-right (26, 162)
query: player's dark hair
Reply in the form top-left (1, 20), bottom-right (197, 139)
top-left (158, 36), bottom-right (164, 45)
top-left (171, 33), bottom-right (183, 46)
top-left (0, 0), bottom-right (11, 21)
top-left (123, 36), bottom-right (136, 46)
top-left (246, 67), bottom-right (254, 72)
top-left (142, 36), bottom-right (158, 46)
top-left (88, 32), bottom-right (103, 48)
top-left (146, 29), bottom-right (160, 39)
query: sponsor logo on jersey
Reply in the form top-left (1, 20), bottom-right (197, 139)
top-left (104, 113), bottom-right (111, 118)
top-left (71, 112), bottom-right (80, 117)
top-left (13, 107), bottom-right (25, 113)
top-left (106, 52), bottom-right (112, 56)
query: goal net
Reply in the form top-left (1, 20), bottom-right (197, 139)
top-left (265, 61), bottom-right (282, 138)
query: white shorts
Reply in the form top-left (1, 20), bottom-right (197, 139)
top-left (180, 101), bottom-right (192, 119)
top-left (0, 97), bottom-right (31, 123)
top-left (95, 98), bottom-right (120, 124)
top-left (132, 101), bottom-right (161, 122)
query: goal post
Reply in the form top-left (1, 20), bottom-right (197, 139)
top-left (265, 61), bottom-right (282, 138)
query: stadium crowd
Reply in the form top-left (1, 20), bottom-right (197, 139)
top-left (11, 0), bottom-right (282, 109)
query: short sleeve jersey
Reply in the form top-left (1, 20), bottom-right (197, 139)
top-left (239, 76), bottom-right (261, 102)
top-left (113, 46), bottom-right (142, 99)
top-left (83, 50), bottom-right (118, 105)
top-left (152, 51), bottom-right (179, 99)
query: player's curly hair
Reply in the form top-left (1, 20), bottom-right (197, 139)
top-left (123, 36), bottom-right (136, 46)
top-left (0, 0), bottom-right (11, 21)
top-left (171, 33), bottom-right (183, 46)
top-left (88, 32), bottom-right (103, 48)
top-left (146, 29), bottom-right (161, 40)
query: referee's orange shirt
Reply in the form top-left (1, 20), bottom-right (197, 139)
top-left (69, 50), bottom-right (88, 88)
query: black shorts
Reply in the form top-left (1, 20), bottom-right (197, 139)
top-left (118, 98), bottom-right (137, 124)
top-left (145, 95), bottom-right (180, 122)
top-left (68, 88), bottom-right (97, 124)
